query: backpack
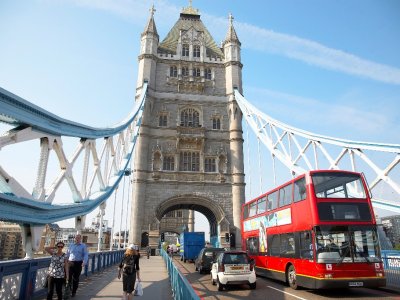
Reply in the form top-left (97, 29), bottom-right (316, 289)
top-left (122, 255), bottom-right (135, 274)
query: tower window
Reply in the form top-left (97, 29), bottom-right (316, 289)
top-left (193, 45), bottom-right (200, 58)
top-left (205, 68), bottom-right (212, 80)
top-left (170, 66), bottom-right (177, 77)
top-left (180, 108), bottom-right (200, 127)
top-left (193, 68), bottom-right (201, 77)
top-left (182, 44), bottom-right (189, 57)
top-left (212, 117), bottom-right (221, 130)
top-left (205, 158), bottom-right (216, 172)
top-left (159, 114), bottom-right (168, 127)
top-left (180, 152), bottom-right (200, 171)
top-left (163, 156), bottom-right (175, 171)
top-left (182, 66), bottom-right (189, 76)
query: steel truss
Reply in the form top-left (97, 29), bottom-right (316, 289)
top-left (234, 89), bottom-right (400, 213)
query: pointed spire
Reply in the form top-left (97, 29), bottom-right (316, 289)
top-left (224, 13), bottom-right (240, 45)
top-left (142, 4), bottom-right (159, 36)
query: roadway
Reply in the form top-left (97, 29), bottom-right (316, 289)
top-left (172, 255), bottom-right (400, 300)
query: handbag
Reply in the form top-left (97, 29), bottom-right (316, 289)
top-left (43, 275), bottom-right (49, 288)
top-left (134, 280), bottom-right (143, 296)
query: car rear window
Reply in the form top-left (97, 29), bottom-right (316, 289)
top-left (223, 254), bottom-right (248, 264)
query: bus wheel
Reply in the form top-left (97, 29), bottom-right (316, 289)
top-left (287, 265), bottom-right (298, 290)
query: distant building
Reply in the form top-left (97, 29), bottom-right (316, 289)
top-left (382, 215), bottom-right (400, 248)
top-left (0, 222), bottom-right (24, 260)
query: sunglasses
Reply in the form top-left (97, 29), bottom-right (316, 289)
top-left (57, 245), bottom-right (64, 248)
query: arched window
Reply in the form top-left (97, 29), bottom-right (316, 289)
top-left (163, 156), bottom-right (175, 171)
top-left (193, 45), bottom-right (200, 57)
top-left (180, 152), bottom-right (200, 171)
top-left (212, 117), bottom-right (221, 130)
top-left (180, 108), bottom-right (200, 127)
top-left (181, 66), bottom-right (189, 76)
top-left (205, 68), bottom-right (212, 80)
top-left (182, 44), bottom-right (189, 57)
top-left (170, 66), bottom-right (177, 77)
top-left (192, 67), bottom-right (200, 77)
top-left (159, 114), bottom-right (168, 127)
top-left (205, 158), bottom-right (216, 172)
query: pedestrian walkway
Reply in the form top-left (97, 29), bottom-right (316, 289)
top-left (39, 255), bottom-right (172, 300)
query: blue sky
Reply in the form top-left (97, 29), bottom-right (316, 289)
top-left (1, 0), bottom-right (399, 235)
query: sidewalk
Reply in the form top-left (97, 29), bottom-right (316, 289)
top-left (42, 255), bottom-right (172, 300)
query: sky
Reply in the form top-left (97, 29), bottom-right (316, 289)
top-left (0, 0), bottom-right (399, 238)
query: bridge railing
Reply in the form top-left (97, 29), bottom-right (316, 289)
top-left (0, 250), bottom-right (124, 300)
top-left (381, 250), bottom-right (400, 289)
top-left (160, 249), bottom-right (200, 300)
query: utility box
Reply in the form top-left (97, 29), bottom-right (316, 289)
top-left (179, 232), bottom-right (205, 263)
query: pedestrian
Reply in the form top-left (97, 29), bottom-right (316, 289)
top-left (146, 245), bottom-right (151, 259)
top-left (118, 244), bottom-right (141, 300)
top-left (44, 241), bottom-right (69, 300)
top-left (66, 233), bottom-right (88, 298)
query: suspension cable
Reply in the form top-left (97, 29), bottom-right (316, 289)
top-left (124, 171), bottom-right (132, 248)
top-left (110, 186), bottom-right (119, 251)
top-left (245, 119), bottom-right (251, 197)
top-left (257, 136), bottom-right (263, 194)
top-left (119, 175), bottom-right (127, 249)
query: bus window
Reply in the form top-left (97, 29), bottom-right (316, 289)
top-left (257, 197), bottom-right (267, 214)
top-left (317, 202), bottom-right (371, 221)
top-left (279, 184), bottom-right (292, 207)
top-left (280, 233), bottom-right (295, 258)
top-left (299, 231), bottom-right (313, 259)
top-left (249, 201), bottom-right (257, 217)
top-left (268, 191), bottom-right (278, 211)
top-left (247, 237), bottom-right (259, 255)
top-left (243, 204), bottom-right (249, 219)
top-left (294, 177), bottom-right (306, 202)
top-left (312, 172), bottom-right (366, 199)
top-left (269, 234), bottom-right (280, 257)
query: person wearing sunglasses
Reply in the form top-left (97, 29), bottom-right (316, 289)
top-left (45, 242), bottom-right (69, 300)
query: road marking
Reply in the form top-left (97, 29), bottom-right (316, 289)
top-left (267, 286), bottom-right (309, 300)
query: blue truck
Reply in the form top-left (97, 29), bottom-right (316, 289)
top-left (179, 232), bottom-right (205, 263)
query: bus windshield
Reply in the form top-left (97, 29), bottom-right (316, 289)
top-left (312, 172), bottom-right (366, 199)
top-left (314, 225), bottom-right (381, 264)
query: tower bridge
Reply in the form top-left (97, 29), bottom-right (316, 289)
top-left (0, 0), bottom-right (400, 279)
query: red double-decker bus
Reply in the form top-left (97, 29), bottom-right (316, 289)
top-left (241, 170), bottom-right (386, 289)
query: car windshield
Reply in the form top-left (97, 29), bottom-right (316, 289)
top-left (314, 225), bottom-right (381, 264)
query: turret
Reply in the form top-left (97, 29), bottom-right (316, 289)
top-left (137, 5), bottom-right (159, 89)
top-left (224, 14), bottom-right (245, 249)
top-left (223, 13), bottom-right (242, 95)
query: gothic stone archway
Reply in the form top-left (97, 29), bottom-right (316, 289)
top-left (155, 195), bottom-right (231, 247)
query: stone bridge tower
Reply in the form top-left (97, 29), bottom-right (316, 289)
top-left (130, 3), bottom-right (245, 249)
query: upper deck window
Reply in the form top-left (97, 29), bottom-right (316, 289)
top-left (312, 172), bottom-right (366, 199)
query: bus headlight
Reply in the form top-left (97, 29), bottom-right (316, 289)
top-left (324, 274), bottom-right (333, 279)
top-left (376, 272), bottom-right (383, 277)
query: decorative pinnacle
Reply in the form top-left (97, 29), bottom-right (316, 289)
top-left (150, 4), bottom-right (156, 17)
top-left (182, 0), bottom-right (199, 15)
top-left (229, 13), bottom-right (234, 25)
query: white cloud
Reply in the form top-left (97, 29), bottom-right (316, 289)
top-left (60, 0), bottom-right (400, 85)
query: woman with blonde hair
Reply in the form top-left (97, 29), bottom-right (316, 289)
top-left (118, 244), bottom-right (140, 300)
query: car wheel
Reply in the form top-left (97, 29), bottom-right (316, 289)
top-left (211, 274), bottom-right (216, 285)
top-left (287, 265), bottom-right (299, 290)
top-left (217, 277), bottom-right (224, 291)
top-left (249, 282), bottom-right (256, 290)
